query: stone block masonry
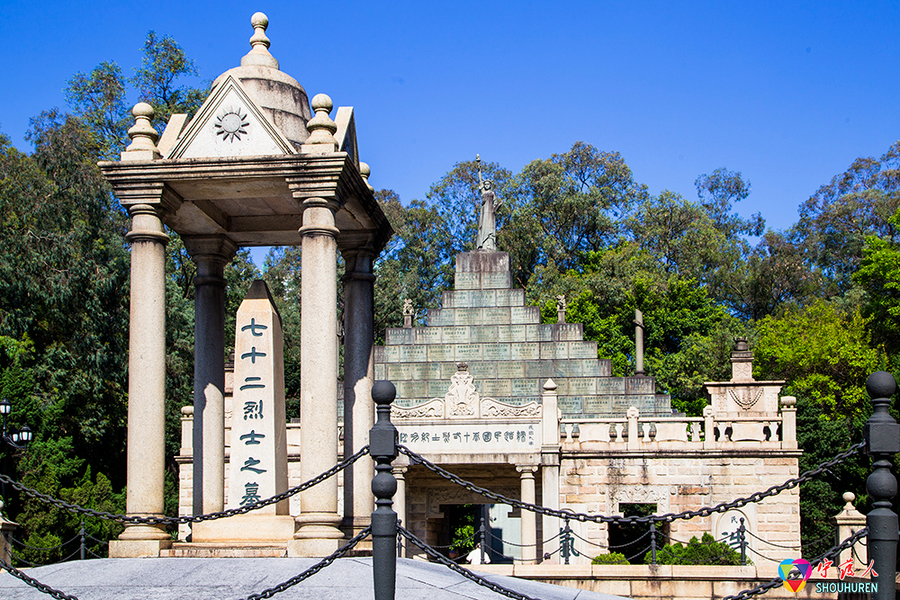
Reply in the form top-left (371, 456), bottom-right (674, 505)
top-left (375, 250), bottom-right (670, 417)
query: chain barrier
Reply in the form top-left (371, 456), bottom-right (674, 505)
top-left (239, 527), bottom-right (370, 600)
top-left (0, 446), bottom-right (369, 526)
top-left (400, 441), bottom-right (865, 525)
top-left (743, 526), bottom-right (836, 551)
top-left (398, 525), bottom-right (542, 600)
top-left (722, 528), bottom-right (868, 600)
top-left (0, 556), bottom-right (79, 600)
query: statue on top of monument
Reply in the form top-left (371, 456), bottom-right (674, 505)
top-left (476, 155), bottom-right (501, 251)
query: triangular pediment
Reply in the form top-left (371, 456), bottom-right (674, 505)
top-left (169, 75), bottom-right (296, 159)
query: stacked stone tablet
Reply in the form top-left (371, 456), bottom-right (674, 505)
top-left (375, 251), bottom-right (671, 417)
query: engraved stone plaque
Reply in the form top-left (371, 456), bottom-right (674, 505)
top-left (374, 364), bottom-right (386, 379)
top-left (427, 345), bottom-right (454, 362)
top-left (397, 422), bottom-right (540, 453)
top-left (470, 361), bottom-right (497, 379)
top-left (375, 346), bottom-right (400, 363)
top-left (554, 324), bottom-right (582, 341)
top-left (456, 308), bottom-right (481, 325)
top-left (470, 325), bottom-right (498, 343)
top-left (611, 394), bottom-right (631, 413)
top-left (455, 344), bottom-right (483, 361)
top-left (428, 380), bottom-right (448, 397)
top-left (568, 341), bottom-right (597, 359)
top-left (483, 343), bottom-right (512, 361)
top-left (481, 379), bottom-right (511, 397)
top-left (569, 378), bottom-right (597, 395)
top-left (456, 272), bottom-right (480, 290)
top-left (625, 377), bottom-right (656, 395)
top-left (443, 327), bottom-right (469, 343)
top-left (387, 364), bottom-right (413, 380)
top-left (426, 309), bottom-right (446, 327)
top-left (559, 396), bottom-right (583, 414)
top-left (540, 342), bottom-right (568, 360)
top-left (497, 362), bottom-right (524, 378)
top-left (386, 328), bottom-right (412, 345)
top-left (418, 327), bottom-right (442, 345)
top-left (482, 272), bottom-right (511, 289)
top-left (422, 363), bottom-right (442, 380)
top-left (511, 378), bottom-right (539, 397)
top-left (510, 306), bottom-right (538, 324)
top-left (507, 325), bottom-right (527, 342)
top-left (484, 307), bottom-right (510, 324)
top-left (598, 360), bottom-right (612, 376)
top-left (597, 378), bottom-right (626, 395)
top-left (510, 342), bottom-right (539, 360)
top-left (441, 362), bottom-right (458, 378)
top-left (401, 345), bottom-right (427, 362)
top-left (584, 396), bottom-right (610, 414)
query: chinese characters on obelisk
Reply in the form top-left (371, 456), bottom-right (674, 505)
top-left (227, 280), bottom-right (289, 515)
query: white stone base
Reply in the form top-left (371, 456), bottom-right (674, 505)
top-left (287, 537), bottom-right (343, 558)
top-left (192, 515), bottom-right (295, 543)
top-left (109, 539), bottom-right (173, 558)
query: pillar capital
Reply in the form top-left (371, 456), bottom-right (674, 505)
top-left (297, 196), bottom-right (340, 238)
top-left (125, 204), bottom-right (170, 245)
top-left (516, 465), bottom-right (538, 475)
top-left (183, 235), bottom-right (238, 265)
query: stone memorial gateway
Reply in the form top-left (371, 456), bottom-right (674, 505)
top-left (100, 12), bottom-right (805, 571)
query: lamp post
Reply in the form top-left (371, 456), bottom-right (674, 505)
top-left (0, 397), bottom-right (33, 513)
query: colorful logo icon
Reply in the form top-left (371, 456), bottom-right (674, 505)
top-left (779, 559), bottom-right (812, 592)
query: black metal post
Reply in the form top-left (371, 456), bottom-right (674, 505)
top-left (738, 518), bottom-right (746, 566)
top-left (562, 518), bottom-right (571, 565)
top-left (864, 371), bottom-right (899, 600)
top-left (396, 519), bottom-right (403, 558)
top-left (370, 380), bottom-right (398, 600)
top-left (650, 522), bottom-right (657, 565)
top-left (479, 510), bottom-right (486, 564)
top-left (79, 521), bottom-right (85, 560)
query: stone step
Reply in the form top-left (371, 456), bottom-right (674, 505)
top-left (161, 543), bottom-right (287, 558)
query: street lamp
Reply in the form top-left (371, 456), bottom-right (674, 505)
top-left (1, 398), bottom-right (33, 451)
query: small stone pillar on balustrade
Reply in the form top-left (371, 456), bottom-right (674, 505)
top-left (100, 12), bottom-right (392, 558)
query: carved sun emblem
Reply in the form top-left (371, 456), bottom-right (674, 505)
top-left (214, 107), bottom-right (249, 142)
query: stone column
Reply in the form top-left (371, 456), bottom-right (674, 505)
top-left (832, 492), bottom-right (867, 572)
top-left (290, 196), bottom-right (344, 557)
top-left (111, 202), bottom-right (171, 556)
top-left (517, 466), bottom-right (538, 564)
top-left (184, 236), bottom-right (236, 516)
top-left (393, 466), bottom-right (408, 557)
top-left (541, 379), bottom-right (561, 564)
top-left (780, 396), bottom-right (797, 450)
top-left (341, 247), bottom-right (376, 539)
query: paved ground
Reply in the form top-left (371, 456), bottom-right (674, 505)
top-left (0, 557), bottom-right (630, 599)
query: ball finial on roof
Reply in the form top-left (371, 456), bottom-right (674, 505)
top-left (302, 93), bottom-right (338, 152)
top-left (241, 11), bottom-right (279, 69)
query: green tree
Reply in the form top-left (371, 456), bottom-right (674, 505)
top-left (131, 31), bottom-right (206, 130)
top-left (793, 141), bottom-right (900, 292)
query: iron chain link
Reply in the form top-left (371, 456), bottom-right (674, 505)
top-left (239, 527), bottom-right (371, 600)
top-left (722, 527), bottom-right (869, 600)
top-left (400, 440), bottom-right (865, 525)
top-left (0, 557), bottom-right (79, 600)
top-left (0, 446), bottom-right (368, 526)
top-left (398, 525), bottom-right (541, 600)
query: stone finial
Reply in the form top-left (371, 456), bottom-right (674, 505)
top-left (842, 492), bottom-right (856, 511)
top-left (122, 102), bottom-right (161, 161)
top-left (556, 295), bottom-right (566, 324)
top-left (730, 337), bottom-right (754, 382)
top-left (241, 12), bottom-right (279, 69)
top-left (360, 162), bottom-right (375, 192)
top-left (302, 94), bottom-right (339, 153)
top-left (543, 378), bottom-right (557, 392)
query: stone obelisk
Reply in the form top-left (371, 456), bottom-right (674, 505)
top-left (193, 280), bottom-right (293, 543)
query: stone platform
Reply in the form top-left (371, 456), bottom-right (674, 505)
top-left (0, 557), bottom-right (630, 599)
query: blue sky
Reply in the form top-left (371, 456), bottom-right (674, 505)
top-left (2, 1), bottom-right (898, 246)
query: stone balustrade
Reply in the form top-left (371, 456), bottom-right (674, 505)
top-left (560, 399), bottom-right (795, 452)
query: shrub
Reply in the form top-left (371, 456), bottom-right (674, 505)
top-left (592, 552), bottom-right (630, 565)
top-left (645, 533), bottom-right (745, 565)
